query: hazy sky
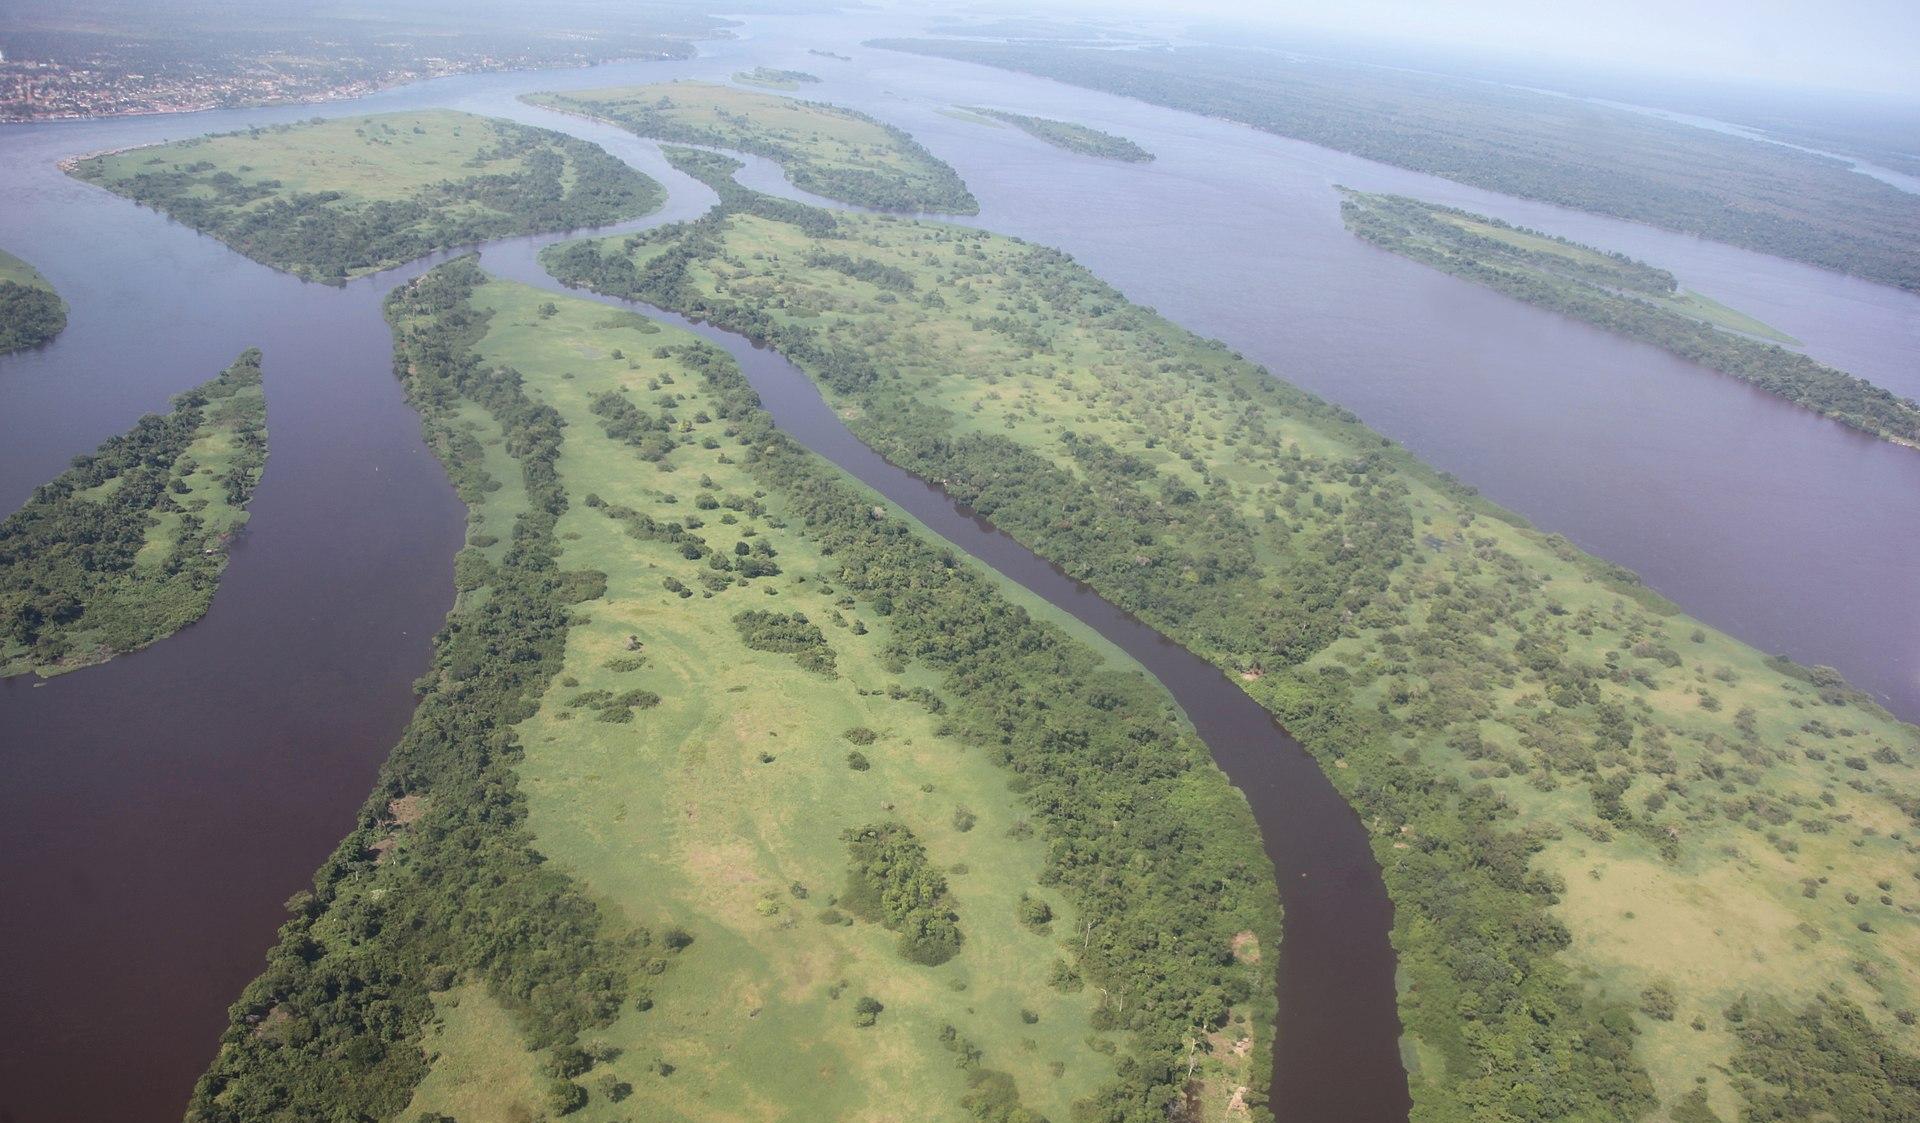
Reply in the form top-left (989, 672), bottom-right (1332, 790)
top-left (1068, 0), bottom-right (1920, 98)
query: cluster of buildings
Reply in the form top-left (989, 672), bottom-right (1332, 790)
top-left (0, 52), bottom-right (479, 122)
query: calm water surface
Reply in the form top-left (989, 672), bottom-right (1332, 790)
top-left (2, 12), bottom-right (1917, 1120)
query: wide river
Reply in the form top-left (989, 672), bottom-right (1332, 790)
top-left (2, 12), bottom-right (1916, 1121)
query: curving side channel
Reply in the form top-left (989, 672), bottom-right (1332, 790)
top-left (479, 238), bottom-right (1414, 1121)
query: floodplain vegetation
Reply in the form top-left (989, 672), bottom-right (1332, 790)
top-left (67, 110), bottom-right (662, 283)
top-left (870, 38), bottom-right (1920, 294)
top-left (963, 109), bottom-right (1153, 162)
top-left (1340, 191), bottom-right (1920, 449)
top-left (524, 81), bottom-right (979, 214)
top-left (186, 260), bottom-right (1275, 1123)
top-left (1, 349), bottom-right (266, 677)
top-left (733, 67), bottom-right (822, 91)
top-left (0, 246), bottom-right (67, 353)
top-left (543, 172), bottom-right (1920, 1122)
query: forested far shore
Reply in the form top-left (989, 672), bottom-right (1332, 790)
top-left (543, 175), bottom-right (1920, 1122)
top-left (1340, 190), bottom-right (1920, 448)
top-left (1, 349), bottom-right (266, 677)
top-left (68, 110), bottom-right (662, 283)
top-left (869, 38), bottom-right (1920, 294)
top-left (0, 247), bottom-right (67, 354)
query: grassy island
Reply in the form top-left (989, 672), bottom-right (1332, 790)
top-left (68, 110), bottom-right (662, 283)
top-left (965, 108), bottom-right (1153, 162)
top-left (185, 260), bottom-right (1274, 1123)
top-left (1341, 190), bottom-right (1920, 449)
top-left (544, 174), bottom-right (1920, 1121)
top-left (734, 66), bottom-right (822, 90)
top-left (2, 350), bottom-right (266, 677)
top-left (0, 247), bottom-right (67, 354)
top-left (525, 81), bottom-right (979, 214)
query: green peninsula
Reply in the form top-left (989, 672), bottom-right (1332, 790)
top-left (965, 108), bottom-right (1153, 162)
top-left (2, 349), bottom-right (266, 677)
top-left (186, 261), bottom-right (1272, 1123)
top-left (0, 247), bottom-right (67, 354)
top-left (68, 110), bottom-right (662, 283)
top-left (1341, 190), bottom-right (1920, 448)
top-left (526, 81), bottom-right (978, 213)
top-left (545, 179), bottom-right (1920, 1121)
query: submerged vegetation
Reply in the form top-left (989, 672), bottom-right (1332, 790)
top-left (0, 247), bottom-right (67, 354)
top-left (1, 350), bottom-right (265, 677)
top-left (1340, 191), bottom-right (1920, 448)
top-left (68, 110), bottom-right (662, 283)
top-left (545, 174), bottom-right (1920, 1121)
top-left (191, 259), bottom-right (1274, 1122)
top-left (964, 108), bottom-right (1153, 162)
top-left (870, 38), bottom-right (1920, 293)
top-left (525, 81), bottom-right (979, 214)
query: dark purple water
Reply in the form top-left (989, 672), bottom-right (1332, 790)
top-left (1, 11), bottom-right (1916, 1120)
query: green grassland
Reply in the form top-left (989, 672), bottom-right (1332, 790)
top-left (68, 110), bottom-right (662, 282)
top-left (734, 67), bottom-right (822, 91)
top-left (545, 193), bottom-right (1920, 1122)
top-left (187, 260), bottom-right (1273, 1122)
top-left (525, 81), bottom-right (978, 214)
top-left (0, 246), bottom-right (67, 353)
top-left (963, 109), bottom-right (1153, 162)
top-left (1, 349), bottom-right (266, 677)
top-left (1343, 191), bottom-right (1920, 449)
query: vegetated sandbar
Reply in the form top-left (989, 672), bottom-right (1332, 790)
top-left (0, 246), bottom-right (67, 354)
top-left (964, 107), bottom-right (1154, 162)
top-left (67, 110), bottom-right (663, 283)
top-left (2, 349), bottom-right (266, 677)
top-left (1340, 189), bottom-right (1920, 449)
top-left (544, 162), bottom-right (1920, 1121)
top-left (525, 81), bottom-right (979, 214)
top-left (186, 260), bottom-right (1276, 1123)
top-left (869, 37), bottom-right (1920, 294)
top-left (733, 66), bottom-right (822, 90)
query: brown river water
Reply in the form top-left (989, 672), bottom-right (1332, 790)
top-left (2, 12), bottom-right (1916, 1121)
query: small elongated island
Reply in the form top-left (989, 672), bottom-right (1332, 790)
top-left (0, 247), bottom-right (67, 354)
top-left (964, 107), bottom-right (1154, 162)
top-left (1339, 189), bottom-right (1920, 448)
top-left (2, 349), bottom-right (267, 676)
top-left (67, 110), bottom-right (663, 283)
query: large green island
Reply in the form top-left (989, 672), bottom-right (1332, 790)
top-left (542, 156), bottom-right (1920, 1121)
top-left (526, 81), bottom-right (979, 214)
top-left (67, 110), bottom-right (663, 283)
top-left (185, 262), bottom-right (1274, 1123)
top-left (1340, 190), bottom-right (1920, 449)
top-left (0, 247), bottom-right (67, 354)
top-left (2, 350), bottom-right (267, 677)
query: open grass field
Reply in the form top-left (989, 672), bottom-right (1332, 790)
top-left (376, 273), bottom-right (1267, 1122)
top-left (548, 196), bottom-right (1920, 1121)
top-left (525, 81), bottom-right (977, 214)
top-left (0, 245), bottom-right (66, 353)
top-left (68, 111), bottom-right (661, 282)
top-left (1, 349), bottom-right (266, 677)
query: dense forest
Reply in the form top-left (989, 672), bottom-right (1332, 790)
top-left (526, 82), bottom-right (979, 214)
top-left (966, 108), bottom-right (1154, 162)
top-left (0, 248), bottom-right (67, 353)
top-left (544, 177), bottom-right (1920, 1121)
top-left (187, 257), bottom-right (1279, 1121)
top-left (1340, 191), bottom-right (1920, 448)
top-left (70, 112), bottom-right (662, 283)
top-left (1, 349), bottom-right (266, 677)
top-left (870, 39), bottom-right (1920, 293)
